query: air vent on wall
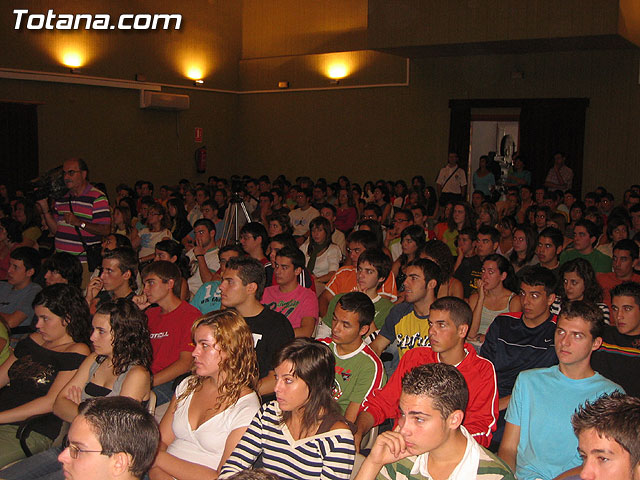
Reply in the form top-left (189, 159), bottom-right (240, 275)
top-left (140, 90), bottom-right (190, 111)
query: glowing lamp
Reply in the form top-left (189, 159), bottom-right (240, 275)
top-left (62, 52), bottom-right (83, 68)
top-left (327, 64), bottom-right (348, 80)
top-left (186, 67), bottom-right (203, 81)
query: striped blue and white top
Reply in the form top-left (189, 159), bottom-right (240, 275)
top-left (219, 400), bottom-right (355, 480)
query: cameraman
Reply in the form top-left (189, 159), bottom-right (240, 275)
top-left (37, 158), bottom-right (111, 287)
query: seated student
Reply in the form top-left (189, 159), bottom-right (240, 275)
top-left (560, 219), bottom-right (612, 273)
top-left (133, 261), bottom-right (202, 405)
top-left (369, 259), bottom-right (441, 362)
top-left (319, 230), bottom-right (397, 316)
top-left (355, 297), bottom-right (499, 450)
top-left (317, 292), bottom-right (386, 423)
top-left (355, 363), bottom-right (514, 480)
top-left (385, 209), bottom-right (415, 261)
top-left (240, 222), bottom-right (269, 265)
top-left (0, 246), bottom-right (42, 329)
top-left (85, 247), bottom-right (138, 314)
top-left (319, 202), bottom-right (347, 258)
top-left (318, 249), bottom-right (394, 340)
top-left (266, 233), bottom-right (316, 290)
top-left (57, 396), bottom-right (160, 480)
top-left (300, 216), bottom-right (342, 288)
top-left (509, 224), bottom-right (539, 273)
top-left (535, 226), bottom-right (564, 277)
top-left (480, 265), bottom-right (559, 448)
top-left (569, 392), bottom-right (640, 480)
top-left (418, 240), bottom-right (464, 299)
top-left (550, 258), bottom-right (610, 323)
top-left (0, 298), bottom-right (153, 480)
top-left (219, 256), bottom-right (294, 396)
top-left (262, 246), bottom-right (319, 337)
top-left (138, 204), bottom-right (172, 264)
top-left (453, 227), bottom-right (482, 299)
top-left (219, 338), bottom-right (356, 480)
top-left (190, 244), bottom-right (246, 314)
top-left (596, 215), bottom-right (629, 258)
top-left (186, 219), bottom-right (220, 296)
top-left (468, 254), bottom-right (521, 345)
top-left (154, 239), bottom-right (191, 301)
top-left (597, 239), bottom-right (640, 310)
top-left (391, 225), bottom-right (426, 296)
top-left (591, 282), bottom-right (640, 397)
top-left (0, 284), bottom-right (90, 467)
top-left (499, 301), bottom-right (622, 480)
top-left (42, 251), bottom-right (83, 287)
top-left (288, 187), bottom-right (320, 241)
top-left (149, 310), bottom-right (261, 480)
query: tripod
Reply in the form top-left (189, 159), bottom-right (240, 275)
top-left (220, 193), bottom-right (251, 246)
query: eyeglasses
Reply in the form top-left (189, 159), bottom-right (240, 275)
top-left (63, 170), bottom-right (80, 176)
top-left (63, 439), bottom-right (107, 459)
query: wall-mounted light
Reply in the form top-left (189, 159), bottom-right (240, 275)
top-left (327, 63), bottom-right (348, 81)
top-left (193, 79), bottom-right (204, 86)
top-left (186, 67), bottom-right (203, 81)
top-left (278, 81), bottom-right (289, 89)
top-left (61, 51), bottom-right (83, 73)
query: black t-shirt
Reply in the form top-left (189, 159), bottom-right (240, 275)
top-left (245, 307), bottom-right (295, 380)
top-left (591, 325), bottom-right (640, 397)
top-left (454, 255), bottom-right (483, 298)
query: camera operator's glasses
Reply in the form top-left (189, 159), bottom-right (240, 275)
top-left (63, 170), bottom-right (80, 176)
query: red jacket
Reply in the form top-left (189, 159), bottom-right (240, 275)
top-left (361, 344), bottom-right (498, 447)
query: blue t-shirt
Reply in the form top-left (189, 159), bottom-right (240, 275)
top-left (473, 171), bottom-right (496, 196)
top-left (505, 365), bottom-right (623, 480)
top-left (0, 281), bottom-right (42, 327)
top-left (190, 281), bottom-right (221, 314)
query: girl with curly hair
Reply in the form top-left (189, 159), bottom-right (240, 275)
top-left (551, 258), bottom-right (610, 323)
top-left (0, 284), bottom-right (91, 467)
top-left (0, 298), bottom-right (153, 479)
top-left (150, 309), bottom-right (260, 480)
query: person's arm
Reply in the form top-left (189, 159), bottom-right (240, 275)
top-left (499, 395), bottom-right (512, 411)
top-left (118, 365), bottom-right (152, 401)
top-left (355, 428), bottom-right (411, 480)
top-left (149, 394), bottom-right (178, 480)
top-left (257, 370), bottom-right (276, 395)
top-left (344, 401), bottom-right (362, 424)
top-left (54, 353), bottom-right (96, 422)
top-left (498, 421), bottom-right (520, 472)
top-left (36, 199), bottom-right (59, 234)
top-left (449, 277), bottom-right (465, 299)
top-left (0, 352), bottom-right (17, 388)
top-left (318, 289), bottom-right (334, 318)
top-left (152, 351), bottom-right (192, 387)
top-left (294, 316), bottom-right (316, 338)
top-left (468, 288), bottom-right (484, 340)
top-left (508, 294), bottom-right (521, 313)
top-left (0, 310), bottom-right (27, 329)
top-left (369, 335), bottom-right (391, 357)
top-left (129, 227), bottom-right (141, 251)
top-left (461, 358), bottom-right (500, 448)
top-left (218, 410), bottom-right (265, 479)
top-left (85, 277), bottom-right (104, 307)
top-left (0, 352), bottom-right (86, 424)
top-left (62, 211), bottom-right (111, 237)
top-left (353, 410), bottom-right (376, 454)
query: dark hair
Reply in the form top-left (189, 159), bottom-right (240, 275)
top-left (559, 300), bottom-right (604, 339)
top-left (483, 253), bottom-right (519, 293)
top-left (606, 216), bottom-right (630, 240)
top-left (518, 265), bottom-right (557, 295)
top-left (557, 258), bottom-right (603, 303)
top-left (398, 225), bottom-right (426, 268)
top-left (319, 202), bottom-right (337, 217)
top-left (538, 227), bottom-right (564, 249)
top-left (274, 339), bottom-right (341, 437)
top-left (42, 252), bottom-right (82, 287)
top-left (95, 298), bottom-right (153, 375)
top-left (270, 233), bottom-right (299, 253)
top-left (407, 258), bottom-right (442, 292)
top-left (572, 392), bottom-right (640, 467)
top-left (112, 205), bottom-right (133, 235)
top-left (337, 292), bottom-right (375, 329)
top-left (346, 230), bottom-right (378, 251)
top-left (110, 233), bottom-right (133, 250)
top-left (103, 248), bottom-right (139, 291)
top-left (430, 296), bottom-right (472, 330)
top-left (610, 281), bottom-right (640, 309)
top-left (613, 239), bottom-right (639, 260)
top-left (241, 222), bottom-right (269, 252)
top-left (78, 396), bottom-right (160, 478)
top-left (141, 261), bottom-right (181, 297)
top-left (357, 249), bottom-right (392, 285)
top-left (458, 227), bottom-right (477, 242)
top-left (225, 256), bottom-right (266, 299)
top-left (447, 202), bottom-right (474, 231)
top-left (10, 246), bottom-right (40, 277)
top-left (477, 225), bottom-right (500, 244)
top-left (154, 239), bottom-right (190, 282)
top-left (419, 240), bottom-right (455, 281)
top-left (33, 284), bottom-right (91, 344)
top-left (510, 224), bottom-right (537, 267)
top-left (194, 218), bottom-right (216, 233)
top-left (357, 219), bottom-right (385, 249)
top-left (0, 217), bottom-right (23, 243)
top-left (275, 245), bottom-right (305, 270)
top-left (401, 363), bottom-right (468, 420)
top-left (13, 198), bottom-right (40, 230)
top-left (118, 196), bottom-right (138, 219)
top-left (363, 203), bottom-right (382, 218)
top-left (227, 469), bottom-right (282, 480)
top-left (266, 213), bottom-right (292, 236)
top-left (575, 219), bottom-right (601, 248)
top-left (308, 216), bottom-right (332, 245)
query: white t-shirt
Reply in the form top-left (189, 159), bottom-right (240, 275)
top-left (187, 247), bottom-right (220, 295)
top-left (288, 207), bottom-right (320, 236)
top-left (167, 377), bottom-right (260, 470)
top-left (300, 242), bottom-right (342, 277)
top-left (436, 164), bottom-right (467, 194)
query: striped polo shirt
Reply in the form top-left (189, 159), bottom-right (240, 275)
top-left (54, 183), bottom-right (110, 260)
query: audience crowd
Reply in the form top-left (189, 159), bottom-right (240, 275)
top-left (0, 152), bottom-right (640, 480)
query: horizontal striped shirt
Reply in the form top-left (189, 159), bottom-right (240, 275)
top-left (54, 184), bottom-right (110, 259)
top-left (219, 400), bottom-right (355, 480)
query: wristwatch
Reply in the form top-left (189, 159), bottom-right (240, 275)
top-left (80, 222), bottom-right (86, 229)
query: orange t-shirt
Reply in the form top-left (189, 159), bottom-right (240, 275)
top-left (325, 266), bottom-right (397, 302)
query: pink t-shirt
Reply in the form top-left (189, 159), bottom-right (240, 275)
top-left (261, 284), bottom-right (318, 329)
